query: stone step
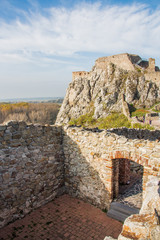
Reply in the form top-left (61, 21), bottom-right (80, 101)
top-left (110, 202), bottom-right (139, 215)
top-left (107, 202), bottom-right (139, 222)
top-left (107, 209), bottom-right (129, 222)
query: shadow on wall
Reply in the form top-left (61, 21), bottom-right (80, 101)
top-left (63, 132), bottom-right (111, 210)
top-left (80, 126), bottom-right (160, 141)
top-left (108, 128), bottom-right (160, 141)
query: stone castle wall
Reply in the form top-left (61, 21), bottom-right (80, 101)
top-left (63, 126), bottom-right (160, 209)
top-left (149, 58), bottom-right (156, 71)
top-left (95, 54), bottom-right (137, 71)
top-left (0, 122), bottom-right (160, 229)
top-left (0, 121), bottom-right (64, 228)
top-left (144, 71), bottom-right (160, 85)
top-left (72, 71), bottom-right (90, 80)
top-left (63, 127), bottom-right (111, 209)
top-left (108, 127), bottom-right (160, 141)
top-left (72, 54), bottom-right (160, 85)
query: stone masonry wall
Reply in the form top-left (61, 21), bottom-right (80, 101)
top-left (72, 71), bottom-right (90, 80)
top-left (0, 121), bottom-right (64, 228)
top-left (144, 71), bottom-right (160, 85)
top-left (63, 126), bottom-right (160, 210)
top-left (95, 53), bottom-right (139, 71)
top-left (1, 122), bottom-right (160, 229)
top-left (63, 127), bottom-right (110, 210)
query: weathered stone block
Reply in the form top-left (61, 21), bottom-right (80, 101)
top-left (0, 125), bottom-right (6, 131)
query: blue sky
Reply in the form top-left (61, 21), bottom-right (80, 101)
top-left (0, 0), bottom-right (160, 99)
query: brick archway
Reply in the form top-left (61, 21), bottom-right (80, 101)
top-left (112, 158), bottom-right (143, 200)
top-left (64, 127), bottom-right (160, 211)
top-left (106, 150), bottom-right (150, 202)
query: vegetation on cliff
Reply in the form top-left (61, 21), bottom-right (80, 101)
top-left (56, 54), bottom-right (160, 127)
top-left (69, 113), bottom-right (154, 130)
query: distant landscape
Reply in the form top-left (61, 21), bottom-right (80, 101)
top-left (0, 97), bottom-right (64, 103)
top-left (0, 99), bottom-right (63, 125)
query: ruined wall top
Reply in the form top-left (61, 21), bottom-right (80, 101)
top-left (95, 53), bottom-right (137, 71)
top-left (149, 58), bottom-right (156, 71)
top-left (72, 71), bottom-right (90, 80)
top-left (71, 53), bottom-right (160, 84)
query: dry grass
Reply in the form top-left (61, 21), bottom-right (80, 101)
top-left (0, 102), bottom-right (60, 125)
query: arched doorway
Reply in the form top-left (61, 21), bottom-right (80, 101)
top-left (112, 158), bottom-right (143, 209)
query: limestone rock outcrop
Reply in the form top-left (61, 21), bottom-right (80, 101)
top-left (56, 53), bottom-right (160, 125)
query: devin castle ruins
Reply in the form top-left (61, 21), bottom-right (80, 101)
top-left (72, 53), bottom-right (160, 82)
top-left (56, 53), bottom-right (160, 125)
top-left (0, 53), bottom-right (160, 239)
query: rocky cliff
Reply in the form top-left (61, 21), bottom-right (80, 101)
top-left (56, 53), bottom-right (160, 125)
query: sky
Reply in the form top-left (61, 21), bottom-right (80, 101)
top-left (0, 0), bottom-right (160, 99)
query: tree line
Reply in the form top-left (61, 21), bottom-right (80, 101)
top-left (0, 102), bottom-right (60, 125)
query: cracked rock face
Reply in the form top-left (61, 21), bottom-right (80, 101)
top-left (56, 55), bottom-right (160, 125)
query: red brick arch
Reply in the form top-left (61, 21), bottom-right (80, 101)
top-left (109, 150), bottom-right (149, 166)
top-left (105, 149), bottom-right (152, 201)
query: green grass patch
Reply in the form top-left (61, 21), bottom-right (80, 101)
top-left (97, 113), bottom-right (131, 129)
top-left (131, 109), bottom-right (149, 117)
top-left (69, 112), bottom-right (154, 130)
top-left (69, 111), bottom-right (96, 127)
top-left (152, 109), bottom-right (160, 113)
top-left (132, 123), bottom-right (154, 130)
top-left (69, 113), bottom-right (131, 129)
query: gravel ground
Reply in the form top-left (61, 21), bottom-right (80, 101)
top-left (114, 178), bottom-right (143, 209)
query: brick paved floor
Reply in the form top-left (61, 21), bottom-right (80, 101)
top-left (0, 194), bottom-right (123, 240)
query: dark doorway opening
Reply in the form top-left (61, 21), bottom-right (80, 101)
top-left (112, 158), bottom-right (143, 209)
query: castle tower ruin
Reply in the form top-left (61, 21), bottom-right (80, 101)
top-left (148, 58), bottom-right (155, 71)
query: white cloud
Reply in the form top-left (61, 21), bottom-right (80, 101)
top-left (0, 2), bottom-right (160, 64)
top-left (0, 2), bottom-right (160, 99)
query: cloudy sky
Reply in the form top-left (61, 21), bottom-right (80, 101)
top-left (0, 0), bottom-right (160, 99)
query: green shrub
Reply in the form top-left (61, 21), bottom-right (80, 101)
top-left (132, 123), bottom-right (154, 130)
top-left (152, 109), bottom-right (160, 113)
top-left (131, 109), bottom-right (149, 117)
top-left (69, 112), bottom-right (155, 130)
top-left (68, 118), bottom-right (77, 125)
top-left (69, 111), bottom-right (95, 127)
top-left (98, 113), bottom-right (131, 129)
top-left (69, 113), bottom-right (131, 129)
top-left (137, 68), bottom-right (141, 73)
